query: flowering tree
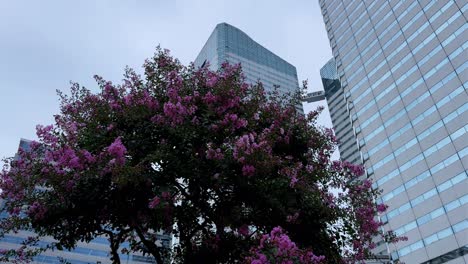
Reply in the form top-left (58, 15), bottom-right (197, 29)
top-left (0, 48), bottom-right (402, 263)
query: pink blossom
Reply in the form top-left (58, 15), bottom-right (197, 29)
top-left (163, 101), bottom-right (194, 126)
top-left (242, 164), bottom-right (255, 177)
top-left (233, 133), bottom-right (270, 161)
top-left (289, 176), bottom-right (298, 187)
top-left (251, 254), bottom-right (268, 264)
top-left (167, 87), bottom-right (179, 101)
top-left (151, 114), bottom-right (165, 124)
top-left (331, 160), bottom-right (342, 171)
top-left (280, 163), bottom-right (302, 188)
top-left (206, 75), bottom-right (218, 87)
top-left (107, 137), bottom-right (127, 165)
top-left (247, 226), bottom-right (325, 264)
top-left (29, 140), bottom-right (41, 150)
top-left (203, 92), bottom-right (217, 104)
top-left (36, 124), bottom-right (58, 145)
top-left (27, 201), bottom-right (47, 220)
top-left (167, 70), bottom-right (183, 91)
top-left (376, 203), bottom-right (388, 213)
top-left (343, 161), bottom-right (365, 177)
top-left (81, 150), bottom-right (96, 164)
top-left (305, 165), bottom-right (314, 173)
top-left (221, 113), bottom-right (248, 130)
top-left (149, 196), bottom-right (161, 209)
top-left (206, 147), bottom-right (224, 160)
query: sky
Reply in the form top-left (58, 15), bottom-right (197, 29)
top-left (0, 0), bottom-right (333, 161)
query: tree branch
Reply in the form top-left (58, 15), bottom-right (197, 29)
top-left (134, 225), bottom-right (164, 264)
top-left (102, 231), bottom-right (121, 264)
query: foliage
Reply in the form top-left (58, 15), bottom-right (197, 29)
top-left (0, 47), bottom-right (403, 263)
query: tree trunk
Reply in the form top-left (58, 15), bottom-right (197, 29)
top-left (110, 243), bottom-right (121, 264)
top-left (135, 226), bottom-right (164, 264)
top-left (108, 234), bottom-right (122, 264)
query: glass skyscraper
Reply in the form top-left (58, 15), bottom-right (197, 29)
top-left (320, 58), bottom-right (362, 166)
top-left (319, 0), bottom-right (467, 263)
top-left (195, 22), bottom-right (303, 113)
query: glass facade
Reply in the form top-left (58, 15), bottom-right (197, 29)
top-left (320, 58), bottom-right (361, 165)
top-left (319, 0), bottom-right (467, 263)
top-left (195, 22), bottom-right (303, 112)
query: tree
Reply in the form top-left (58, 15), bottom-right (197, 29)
top-left (0, 47), bottom-right (403, 263)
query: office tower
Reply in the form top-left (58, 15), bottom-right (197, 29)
top-left (320, 58), bottom-right (362, 165)
top-left (315, 58), bottom-right (391, 260)
top-left (195, 22), bottom-right (304, 113)
top-left (319, 0), bottom-right (467, 263)
top-left (1, 139), bottom-right (167, 264)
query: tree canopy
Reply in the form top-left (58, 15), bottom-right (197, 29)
top-left (0, 48), bottom-right (403, 263)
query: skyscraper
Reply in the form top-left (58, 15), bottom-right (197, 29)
top-left (311, 58), bottom-right (389, 259)
top-left (319, 58), bottom-right (362, 166)
top-left (195, 22), bottom-right (304, 113)
top-left (319, 1), bottom-right (467, 263)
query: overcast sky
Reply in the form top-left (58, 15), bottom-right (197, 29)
top-left (0, 0), bottom-right (333, 161)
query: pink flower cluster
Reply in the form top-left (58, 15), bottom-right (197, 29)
top-left (206, 145), bottom-right (224, 160)
top-left (107, 137), bottom-right (127, 166)
top-left (233, 133), bottom-right (270, 163)
top-left (221, 113), bottom-right (248, 131)
top-left (159, 75), bottom-right (198, 126)
top-left (163, 101), bottom-right (194, 126)
top-left (279, 162), bottom-right (303, 187)
top-left (206, 73), bottom-right (218, 87)
top-left (45, 146), bottom-right (83, 171)
top-left (148, 196), bottom-right (161, 209)
top-left (36, 125), bottom-right (58, 145)
top-left (247, 226), bottom-right (325, 264)
top-left (0, 168), bottom-right (23, 202)
top-left (340, 177), bottom-right (398, 262)
top-left (101, 82), bottom-right (122, 110)
top-left (342, 161), bottom-right (365, 178)
top-left (242, 164), bottom-right (256, 177)
top-left (27, 201), bottom-right (47, 220)
top-left (123, 90), bottom-right (159, 110)
top-left (219, 62), bottom-right (242, 80)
